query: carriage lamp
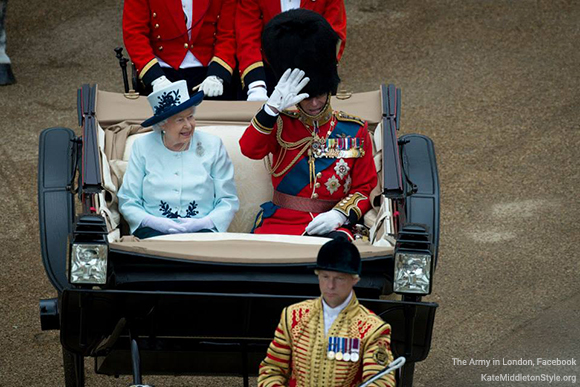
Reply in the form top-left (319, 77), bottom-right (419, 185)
top-left (393, 252), bottom-right (432, 295)
top-left (69, 243), bottom-right (108, 284)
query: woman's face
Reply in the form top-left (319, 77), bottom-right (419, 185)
top-left (161, 107), bottom-right (196, 149)
top-left (299, 94), bottom-right (328, 116)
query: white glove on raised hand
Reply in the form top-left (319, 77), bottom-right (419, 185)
top-left (199, 75), bottom-right (223, 97)
top-left (151, 75), bottom-right (173, 93)
top-left (247, 85), bottom-right (269, 101)
top-left (176, 216), bottom-right (215, 233)
top-left (267, 68), bottom-right (310, 113)
top-left (140, 214), bottom-right (187, 234)
top-left (305, 210), bottom-right (347, 236)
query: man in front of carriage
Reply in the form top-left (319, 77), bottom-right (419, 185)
top-left (122, 0), bottom-right (236, 99)
top-left (239, 9), bottom-right (377, 241)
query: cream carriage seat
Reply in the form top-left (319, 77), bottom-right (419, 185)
top-left (97, 121), bottom-right (394, 248)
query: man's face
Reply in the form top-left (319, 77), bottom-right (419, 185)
top-left (299, 94), bottom-right (328, 116)
top-left (161, 107), bottom-right (196, 146)
top-left (318, 270), bottom-right (359, 308)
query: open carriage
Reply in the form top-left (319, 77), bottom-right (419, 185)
top-left (38, 83), bottom-right (439, 386)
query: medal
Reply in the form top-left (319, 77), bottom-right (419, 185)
top-left (327, 337), bottom-right (335, 360)
top-left (335, 338), bottom-right (343, 361)
top-left (343, 338), bottom-right (351, 362)
top-left (350, 338), bottom-right (360, 362)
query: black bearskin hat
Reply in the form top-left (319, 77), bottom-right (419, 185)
top-left (262, 9), bottom-right (340, 97)
top-left (315, 239), bottom-right (362, 275)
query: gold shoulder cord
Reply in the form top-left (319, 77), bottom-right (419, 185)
top-left (266, 116), bottom-right (314, 178)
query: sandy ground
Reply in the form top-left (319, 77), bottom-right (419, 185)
top-left (0, 0), bottom-right (579, 386)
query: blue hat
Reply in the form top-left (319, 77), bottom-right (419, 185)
top-left (141, 80), bottom-right (204, 127)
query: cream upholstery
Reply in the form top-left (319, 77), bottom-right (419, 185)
top-left (97, 122), bottom-right (393, 247)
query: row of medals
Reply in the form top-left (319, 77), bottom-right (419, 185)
top-left (327, 337), bottom-right (360, 362)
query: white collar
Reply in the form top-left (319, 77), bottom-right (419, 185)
top-left (322, 291), bottom-right (353, 317)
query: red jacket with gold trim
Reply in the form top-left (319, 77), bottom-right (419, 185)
top-left (239, 104), bottom-right (377, 237)
top-left (258, 295), bottom-right (396, 387)
top-left (235, 0), bottom-right (347, 88)
top-left (123, 0), bottom-right (236, 86)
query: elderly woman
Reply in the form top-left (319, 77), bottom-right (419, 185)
top-left (118, 80), bottom-right (239, 239)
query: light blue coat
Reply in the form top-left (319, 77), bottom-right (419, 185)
top-left (118, 130), bottom-right (239, 234)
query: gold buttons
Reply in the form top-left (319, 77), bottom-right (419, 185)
top-left (158, 46), bottom-right (163, 51)
top-left (153, 12), bottom-right (157, 18)
top-left (316, 172), bottom-right (322, 178)
top-left (184, 43), bottom-right (189, 49)
top-left (157, 35), bottom-right (161, 40)
top-left (312, 193), bottom-right (319, 199)
top-left (155, 23), bottom-right (160, 29)
top-left (315, 182), bottom-right (320, 188)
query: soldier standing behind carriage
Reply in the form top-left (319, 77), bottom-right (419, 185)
top-left (239, 9), bottom-right (377, 240)
top-left (122, 0), bottom-right (236, 99)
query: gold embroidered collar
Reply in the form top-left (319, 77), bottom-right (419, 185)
top-left (296, 94), bottom-right (333, 128)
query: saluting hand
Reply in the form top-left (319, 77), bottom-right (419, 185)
top-left (267, 68), bottom-right (310, 113)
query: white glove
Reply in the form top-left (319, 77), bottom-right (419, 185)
top-left (140, 214), bottom-right (187, 234)
top-left (176, 216), bottom-right (215, 233)
top-left (151, 75), bottom-right (173, 93)
top-left (199, 75), bottom-right (223, 97)
top-left (305, 210), bottom-right (347, 235)
top-left (247, 85), bottom-right (269, 101)
top-left (266, 68), bottom-right (310, 113)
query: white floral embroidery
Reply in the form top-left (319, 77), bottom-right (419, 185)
top-left (325, 175), bottom-right (341, 195)
top-left (334, 158), bottom-right (350, 180)
top-left (343, 175), bottom-right (352, 194)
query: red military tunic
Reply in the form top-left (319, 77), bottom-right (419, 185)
top-left (235, 0), bottom-right (347, 88)
top-left (123, 0), bottom-right (237, 86)
top-left (258, 295), bottom-right (396, 387)
top-left (239, 101), bottom-right (377, 238)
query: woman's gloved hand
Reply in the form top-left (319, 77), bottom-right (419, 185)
top-left (151, 75), bottom-right (173, 93)
top-left (140, 214), bottom-right (186, 234)
top-left (266, 68), bottom-right (310, 113)
top-left (176, 216), bottom-right (215, 233)
top-left (305, 210), bottom-right (347, 235)
top-left (199, 75), bottom-right (223, 97)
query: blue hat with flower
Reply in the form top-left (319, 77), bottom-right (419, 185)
top-left (141, 80), bottom-right (204, 127)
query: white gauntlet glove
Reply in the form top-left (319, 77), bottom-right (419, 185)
top-left (266, 68), bottom-right (310, 113)
top-left (247, 81), bottom-right (269, 101)
top-left (199, 75), bottom-right (223, 97)
top-left (140, 214), bottom-right (186, 234)
top-left (151, 75), bottom-right (173, 93)
top-left (176, 216), bottom-right (215, 233)
top-left (305, 210), bottom-right (347, 235)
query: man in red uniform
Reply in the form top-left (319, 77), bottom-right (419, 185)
top-left (239, 9), bottom-right (377, 240)
top-left (123, 0), bottom-right (236, 99)
top-left (235, 0), bottom-right (346, 101)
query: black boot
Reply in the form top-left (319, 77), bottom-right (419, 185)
top-left (0, 62), bottom-right (15, 85)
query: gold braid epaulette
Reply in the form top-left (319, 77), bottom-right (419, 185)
top-left (336, 111), bottom-right (365, 126)
top-left (334, 192), bottom-right (367, 220)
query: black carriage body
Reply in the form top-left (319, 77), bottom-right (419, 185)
top-left (38, 84), bottom-right (440, 387)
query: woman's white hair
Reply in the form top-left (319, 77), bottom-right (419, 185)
top-left (151, 106), bottom-right (197, 133)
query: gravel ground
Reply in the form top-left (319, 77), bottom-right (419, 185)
top-left (0, 0), bottom-right (579, 386)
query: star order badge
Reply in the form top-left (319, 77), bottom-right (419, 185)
top-left (334, 158), bottom-right (350, 179)
top-left (343, 175), bottom-right (351, 194)
top-left (325, 175), bottom-right (340, 195)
